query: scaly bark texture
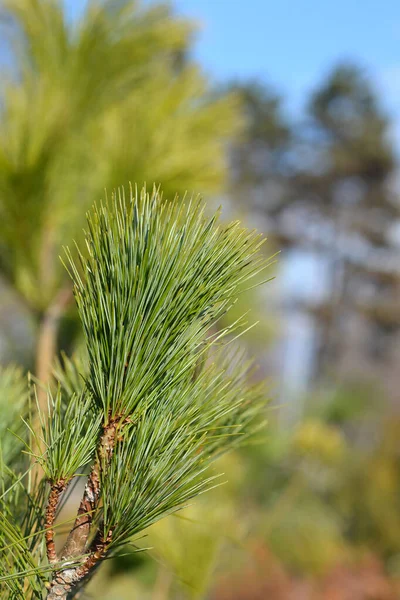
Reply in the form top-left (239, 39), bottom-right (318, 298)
top-left (61, 418), bottom-right (118, 558)
top-left (46, 529), bottom-right (113, 600)
top-left (45, 480), bottom-right (66, 564)
top-left (46, 417), bottom-right (122, 599)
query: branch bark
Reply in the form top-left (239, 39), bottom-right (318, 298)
top-left (60, 418), bottom-right (118, 559)
top-left (46, 417), bottom-right (121, 599)
top-left (46, 529), bottom-right (113, 600)
top-left (45, 480), bottom-right (67, 564)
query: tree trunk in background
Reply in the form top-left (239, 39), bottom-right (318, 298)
top-left (152, 565), bottom-right (172, 600)
top-left (33, 286), bottom-right (73, 471)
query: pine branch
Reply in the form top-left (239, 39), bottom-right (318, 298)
top-left (44, 480), bottom-right (66, 564)
top-left (60, 416), bottom-right (121, 559)
top-left (1, 185), bottom-right (271, 599)
top-left (48, 415), bottom-right (134, 595)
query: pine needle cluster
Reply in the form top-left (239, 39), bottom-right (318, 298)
top-left (0, 186), bottom-right (271, 599)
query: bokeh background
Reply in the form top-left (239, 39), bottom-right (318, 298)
top-left (1, 1), bottom-right (400, 598)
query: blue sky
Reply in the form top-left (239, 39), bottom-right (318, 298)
top-left (175, 1), bottom-right (400, 105)
top-left (65, 0), bottom-right (400, 130)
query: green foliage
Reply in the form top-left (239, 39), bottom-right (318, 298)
top-left (148, 505), bottom-right (227, 599)
top-left (335, 418), bottom-right (400, 559)
top-left (53, 349), bottom-right (88, 399)
top-left (265, 493), bottom-right (347, 575)
top-left (0, 185), bottom-right (269, 598)
top-left (0, 369), bottom-right (50, 599)
top-left (66, 187), bottom-right (266, 417)
top-left (145, 453), bottom-right (246, 600)
top-left (28, 388), bottom-right (100, 485)
top-left (65, 186), bottom-right (268, 546)
top-left (0, 0), bottom-right (238, 311)
top-left (0, 364), bottom-right (29, 465)
top-left (235, 386), bottom-right (400, 580)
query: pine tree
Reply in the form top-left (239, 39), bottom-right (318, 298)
top-left (296, 64), bottom-right (397, 382)
top-left (0, 0), bottom-right (238, 397)
top-left (0, 186), bottom-right (270, 599)
top-left (226, 80), bottom-right (292, 236)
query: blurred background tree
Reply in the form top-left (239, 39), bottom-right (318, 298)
top-left (297, 64), bottom-right (399, 388)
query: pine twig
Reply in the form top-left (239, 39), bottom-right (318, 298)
top-left (46, 529), bottom-right (114, 600)
top-left (60, 415), bottom-right (122, 559)
top-left (46, 417), bottom-right (125, 598)
top-left (45, 480), bottom-right (67, 564)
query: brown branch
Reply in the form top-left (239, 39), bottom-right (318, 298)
top-left (46, 415), bottom-right (130, 598)
top-left (45, 480), bottom-right (66, 564)
top-left (60, 417), bottom-right (119, 560)
top-left (46, 529), bottom-right (114, 600)
top-left (59, 461), bottom-right (100, 560)
top-left (75, 527), bottom-right (114, 578)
